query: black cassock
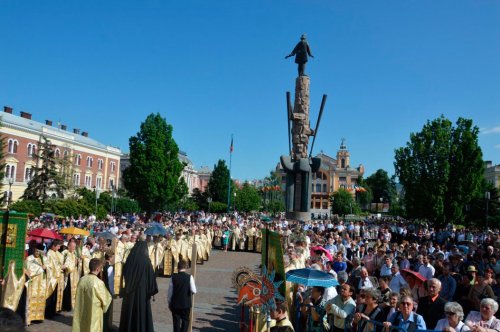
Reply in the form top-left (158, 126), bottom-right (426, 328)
top-left (119, 241), bottom-right (158, 332)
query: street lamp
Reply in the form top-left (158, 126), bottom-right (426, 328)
top-left (485, 191), bottom-right (491, 230)
top-left (7, 177), bottom-right (14, 209)
top-left (93, 186), bottom-right (100, 217)
top-left (233, 192), bottom-right (236, 212)
top-left (208, 197), bottom-right (212, 213)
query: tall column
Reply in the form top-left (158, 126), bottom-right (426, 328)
top-left (291, 76), bottom-right (313, 160)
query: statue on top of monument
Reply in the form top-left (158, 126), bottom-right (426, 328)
top-left (285, 34), bottom-right (314, 77)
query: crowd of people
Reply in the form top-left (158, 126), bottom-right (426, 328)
top-left (1, 211), bottom-right (499, 332)
top-left (270, 218), bottom-right (500, 332)
top-left (0, 211), bottom-right (269, 332)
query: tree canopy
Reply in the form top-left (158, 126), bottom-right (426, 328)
top-left (331, 188), bottom-right (359, 216)
top-left (365, 169), bottom-right (396, 203)
top-left (22, 136), bottom-right (66, 208)
top-left (394, 116), bottom-right (484, 226)
top-left (235, 182), bottom-right (261, 213)
top-left (207, 159), bottom-right (231, 204)
top-left (123, 113), bottom-right (187, 212)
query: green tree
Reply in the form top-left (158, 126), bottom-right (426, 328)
top-left (123, 113), bottom-right (186, 212)
top-left (207, 159), bottom-right (231, 204)
top-left (22, 136), bottom-right (66, 209)
top-left (191, 188), bottom-right (208, 211)
top-left (114, 197), bottom-right (141, 214)
top-left (10, 200), bottom-right (42, 216)
top-left (261, 170), bottom-right (284, 213)
top-left (235, 182), bottom-right (261, 212)
top-left (365, 169), bottom-right (396, 203)
top-left (356, 176), bottom-right (373, 210)
top-left (464, 181), bottom-right (499, 227)
top-left (330, 188), bottom-right (359, 216)
top-left (394, 116), bottom-right (484, 226)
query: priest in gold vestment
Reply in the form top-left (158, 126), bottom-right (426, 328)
top-left (45, 240), bottom-right (65, 318)
top-left (72, 258), bottom-right (112, 332)
top-left (24, 244), bottom-right (47, 325)
top-left (62, 239), bottom-right (79, 311)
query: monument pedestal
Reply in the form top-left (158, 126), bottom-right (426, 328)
top-left (285, 211), bottom-right (311, 222)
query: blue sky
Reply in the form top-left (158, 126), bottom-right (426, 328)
top-left (1, 0), bottom-right (499, 181)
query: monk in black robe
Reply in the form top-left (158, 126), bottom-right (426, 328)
top-left (119, 241), bottom-right (158, 332)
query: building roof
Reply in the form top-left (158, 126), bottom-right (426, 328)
top-left (0, 111), bottom-right (121, 155)
top-left (197, 166), bottom-right (212, 174)
top-left (178, 150), bottom-right (193, 166)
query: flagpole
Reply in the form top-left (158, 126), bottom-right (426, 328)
top-left (227, 134), bottom-right (233, 213)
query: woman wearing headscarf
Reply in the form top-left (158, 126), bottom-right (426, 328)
top-left (119, 241), bottom-right (158, 332)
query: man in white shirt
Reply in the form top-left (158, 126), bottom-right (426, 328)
top-left (418, 254), bottom-right (435, 280)
top-left (357, 268), bottom-right (374, 293)
top-left (380, 256), bottom-right (393, 277)
top-left (389, 264), bottom-right (408, 293)
top-left (168, 260), bottom-right (197, 332)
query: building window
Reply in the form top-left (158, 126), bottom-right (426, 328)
top-left (24, 167), bottom-right (33, 182)
top-left (74, 154), bottom-right (81, 166)
top-left (323, 184), bottom-right (327, 193)
top-left (311, 184), bottom-right (314, 193)
top-left (110, 161), bottom-right (116, 172)
top-left (96, 176), bottom-right (102, 189)
top-left (73, 173), bottom-right (80, 186)
top-left (109, 178), bottom-right (115, 190)
top-left (55, 148), bottom-right (61, 158)
top-left (27, 143), bottom-right (37, 157)
top-left (7, 139), bottom-right (18, 154)
top-left (5, 165), bottom-right (16, 180)
top-left (316, 183), bottom-right (321, 192)
top-left (63, 150), bottom-right (69, 159)
top-left (85, 175), bottom-right (92, 188)
top-left (86, 156), bottom-right (93, 168)
top-left (97, 159), bottom-right (103, 170)
top-left (341, 158), bottom-right (346, 168)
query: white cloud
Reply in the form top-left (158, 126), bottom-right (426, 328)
top-left (481, 126), bottom-right (500, 135)
top-left (495, 144), bottom-right (500, 149)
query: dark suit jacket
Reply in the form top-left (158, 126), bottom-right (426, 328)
top-left (416, 295), bottom-right (447, 329)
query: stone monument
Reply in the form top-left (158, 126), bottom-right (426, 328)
top-left (282, 35), bottom-right (327, 221)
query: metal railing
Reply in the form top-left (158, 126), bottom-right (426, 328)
top-left (354, 319), bottom-right (437, 332)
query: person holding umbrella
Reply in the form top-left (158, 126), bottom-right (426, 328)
top-left (300, 286), bottom-right (327, 332)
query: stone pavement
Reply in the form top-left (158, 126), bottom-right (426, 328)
top-left (26, 250), bottom-right (260, 332)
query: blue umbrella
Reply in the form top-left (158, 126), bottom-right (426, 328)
top-left (95, 231), bottom-right (118, 240)
top-left (286, 268), bottom-right (339, 288)
top-left (144, 224), bottom-right (167, 236)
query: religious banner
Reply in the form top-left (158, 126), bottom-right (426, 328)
top-left (261, 228), bottom-right (286, 298)
top-left (0, 212), bottom-right (28, 279)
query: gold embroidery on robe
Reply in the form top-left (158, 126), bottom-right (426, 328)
top-left (25, 255), bottom-right (47, 324)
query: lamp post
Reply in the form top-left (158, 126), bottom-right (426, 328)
top-left (208, 197), bottom-right (212, 213)
top-left (111, 190), bottom-right (117, 215)
top-left (7, 177), bottom-right (13, 210)
top-left (233, 192), bottom-right (236, 212)
top-left (485, 191), bottom-right (490, 230)
top-left (94, 186), bottom-right (100, 217)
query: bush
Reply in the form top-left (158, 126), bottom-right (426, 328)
top-left (10, 200), bottom-right (42, 216)
top-left (210, 201), bottom-right (228, 213)
top-left (46, 199), bottom-right (93, 219)
top-left (115, 198), bottom-right (141, 214)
